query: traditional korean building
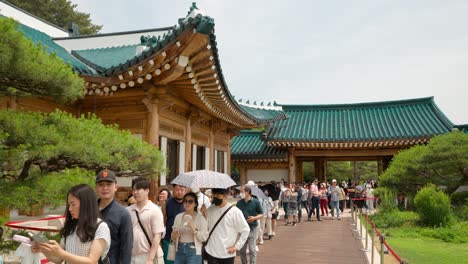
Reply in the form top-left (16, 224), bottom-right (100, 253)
top-left (232, 97), bottom-right (457, 183)
top-left (0, 1), bottom-right (463, 188)
top-left (0, 2), bottom-right (284, 190)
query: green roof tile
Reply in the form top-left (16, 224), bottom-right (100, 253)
top-left (231, 130), bottom-right (287, 160)
top-left (239, 105), bottom-right (286, 122)
top-left (17, 23), bottom-right (95, 75)
top-left (72, 44), bottom-right (139, 71)
top-left (266, 97), bottom-right (453, 142)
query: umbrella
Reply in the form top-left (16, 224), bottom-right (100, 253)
top-left (248, 185), bottom-right (268, 200)
top-left (260, 183), bottom-right (281, 201)
top-left (171, 170), bottom-right (236, 189)
top-left (235, 185), bottom-right (268, 200)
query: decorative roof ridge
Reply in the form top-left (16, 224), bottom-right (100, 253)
top-left (280, 96), bottom-right (436, 110)
top-left (52, 26), bottom-right (174, 40)
top-left (239, 130), bottom-right (264, 135)
top-left (237, 100), bottom-right (283, 111)
top-left (0, 0), bottom-right (68, 33)
top-left (73, 43), bottom-right (139, 52)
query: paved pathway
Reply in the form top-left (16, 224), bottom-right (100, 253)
top-left (235, 210), bottom-right (367, 264)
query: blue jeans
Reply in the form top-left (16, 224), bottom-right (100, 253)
top-left (175, 242), bottom-right (201, 264)
top-left (308, 197), bottom-right (320, 220)
top-left (331, 200), bottom-right (340, 218)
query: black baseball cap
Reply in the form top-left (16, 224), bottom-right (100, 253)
top-left (96, 169), bottom-right (117, 183)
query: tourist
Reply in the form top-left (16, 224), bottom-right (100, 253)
top-left (262, 189), bottom-right (274, 240)
top-left (339, 183), bottom-right (346, 212)
top-left (257, 190), bottom-right (273, 244)
top-left (285, 186), bottom-right (298, 226)
top-left (191, 186), bottom-right (211, 211)
top-left (127, 179), bottom-right (165, 264)
top-left (33, 184), bottom-right (111, 264)
top-left (171, 192), bottom-right (208, 264)
top-left (300, 184), bottom-right (310, 217)
top-left (308, 179), bottom-right (321, 221)
top-left (328, 179), bottom-right (341, 220)
top-left (365, 185), bottom-right (375, 213)
top-left (237, 185), bottom-right (264, 264)
top-left (203, 188), bottom-right (249, 264)
top-left (95, 169), bottom-right (133, 264)
top-left (163, 184), bottom-right (186, 264)
top-left (319, 183), bottom-right (329, 217)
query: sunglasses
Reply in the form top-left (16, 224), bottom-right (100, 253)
top-left (183, 200), bottom-right (195, 204)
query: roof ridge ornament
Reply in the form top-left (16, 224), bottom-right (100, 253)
top-left (237, 98), bottom-right (283, 111)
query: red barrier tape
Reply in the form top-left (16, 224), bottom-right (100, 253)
top-left (351, 197), bottom-right (378, 201)
top-left (5, 215), bottom-right (64, 232)
top-left (353, 202), bottom-right (403, 262)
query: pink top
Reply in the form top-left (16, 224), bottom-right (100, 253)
top-left (127, 200), bottom-right (165, 255)
top-left (311, 184), bottom-right (319, 196)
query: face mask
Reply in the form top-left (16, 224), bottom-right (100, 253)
top-left (213, 197), bottom-right (223, 206)
top-left (240, 193), bottom-right (246, 199)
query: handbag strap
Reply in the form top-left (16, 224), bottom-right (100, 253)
top-left (134, 210), bottom-right (152, 247)
top-left (206, 205), bottom-right (233, 244)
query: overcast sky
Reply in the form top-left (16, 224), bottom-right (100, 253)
top-left (71, 0), bottom-right (468, 124)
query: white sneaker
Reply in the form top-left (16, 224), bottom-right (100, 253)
top-left (259, 240), bottom-right (264, 245)
top-left (331, 216), bottom-right (335, 220)
top-left (255, 246), bottom-right (259, 252)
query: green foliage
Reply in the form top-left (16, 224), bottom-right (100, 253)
top-left (371, 210), bottom-right (419, 228)
top-left (0, 168), bottom-right (94, 210)
top-left (380, 131), bottom-right (468, 194)
top-left (0, 110), bottom-right (164, 210)
top-left (383, 222), bottom-right (468, 243)
top-left (5, 0), bottom-right (102, 35)
top-left (0, 17), bottom-right (85, 103)
top-left (450, 191), bottom-right (468, 206)
top-left (373, 187), bottom-right (398, 213)
top-left (0, 228), bottom-right (60, 254)
top-left (414, 184), bottom-right (453, 227)
top-left (453, 205), bottom-right (468, 221)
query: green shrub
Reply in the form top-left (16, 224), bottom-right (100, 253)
top-left (414, 184), bottom-right (453, 227)
top-left (453, 205), bottom-right (468, 221)
top-left (450, 191), bottom-right (468, 206)
top-left (371, 210), bottom-right (419, 228)
top-left (373, 187), bottom-right (397, 213)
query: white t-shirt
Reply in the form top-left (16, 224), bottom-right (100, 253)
top-left (61, 219), bottom-right (111, 260)
top-left (205, 203), bottom-right (250, 259)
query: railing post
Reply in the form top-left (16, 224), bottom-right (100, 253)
top-left (380, 235), bottom-right (385, 264)
top-left (371, 229), bottom-right (375, 264)
top-left (361, 215), bottom-right (370, 251)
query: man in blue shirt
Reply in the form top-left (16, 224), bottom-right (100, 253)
top-left (96, 169), bottom-right (133, 264)
top-left (162, 184), bottom-right (186, 264)
top-left (236, 185), bottom-right (264, 264)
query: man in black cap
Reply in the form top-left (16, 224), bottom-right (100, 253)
top-left (96, 169), bottom-right (133, 264)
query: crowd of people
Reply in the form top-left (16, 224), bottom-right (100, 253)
top-left (30, 169), bottom-right (377, 264)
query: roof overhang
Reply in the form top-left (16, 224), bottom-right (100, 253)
top-left (266, 137), bottom-right (431, 149)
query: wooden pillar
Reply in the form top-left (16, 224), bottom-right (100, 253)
top-left (144, 98), bottom-right (160, 148)
top-left (239, 164), bottom-right (247, 184)
top-left (314, 159), bottom-right (325, 182)
top-left (377, 158), bottom-right (384, 175)
top-left (353, 161), bottom-right (358, 183)
top-left (209, 124), bottom-right (215, 170)
top-left (288, 150), bottom-right (296, 183)
top-left (226, 137), bottom-right (231, 175)
top-left (185, 115), bottom-right (192, 172)
top-left (324, 160), bottom-right (328, 183)
top-left (143, 96), bottom-right (159, 202)
top-left (297, 161), bottom-right (304, 183)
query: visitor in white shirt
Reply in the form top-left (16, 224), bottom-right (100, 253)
top-left (202, 188), bottom-right (250, 264)
top-left (191, 186), bottom-right (211, 211)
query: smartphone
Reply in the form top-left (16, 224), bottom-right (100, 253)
top-left (31, 233), bottom-right (49, 243)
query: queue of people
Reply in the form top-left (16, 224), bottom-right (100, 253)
top-left (30, 169), bottom-right (377, 264)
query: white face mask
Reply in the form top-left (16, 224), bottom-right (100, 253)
top-left (240, 192), bottom-right (246, 199)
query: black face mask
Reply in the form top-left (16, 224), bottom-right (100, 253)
top-left (213, 197), bottom-right (223, 206)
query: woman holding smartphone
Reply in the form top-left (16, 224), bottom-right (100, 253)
top-left (33, 184), bottom-right (111, 264)
top-left (171, 192), bottom-right (208, 264)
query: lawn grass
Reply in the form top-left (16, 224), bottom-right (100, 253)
top-left (387, 237), bottom-right (468, 264)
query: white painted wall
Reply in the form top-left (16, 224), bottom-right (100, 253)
top-left (55, 30), bottom-right (169, 51)
top-left (192, 144), bottom-right (197, 171)
top-left (0, 1), bottom-right (68, 37)
top-left (116, 176), bottom-right (139, 188)
top-left (160, 137), bottom-right (168, 186)
top-left (214, 150), bottom-right (218, 172)
top-left (205, 147), bottom-right (210, 170)
top-left (179, 141), bottom-right (185, 173)
top-left (247, 169), bottom-right (288, 183)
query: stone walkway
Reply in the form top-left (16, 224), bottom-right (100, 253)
top-left (235, 210), bottom-right (367, 264)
